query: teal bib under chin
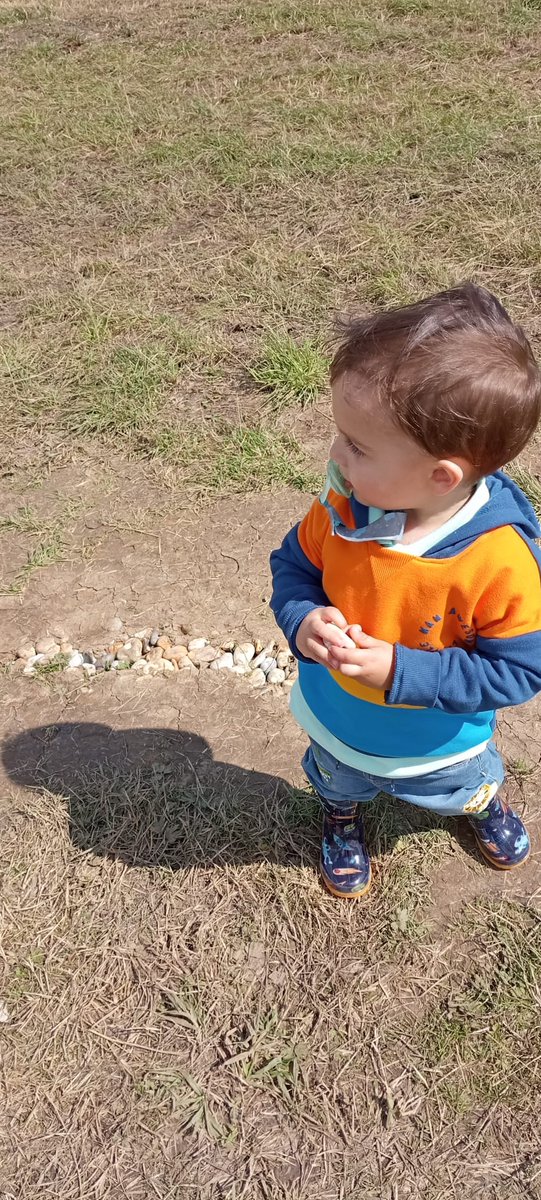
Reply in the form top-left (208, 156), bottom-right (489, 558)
top-left (319, 460), bottom-right (406, 546)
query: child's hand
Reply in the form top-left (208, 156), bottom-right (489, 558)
top-left (296, 607), bottom-right (351, 665)
top-left (327, 624), bottom-right (395, 690)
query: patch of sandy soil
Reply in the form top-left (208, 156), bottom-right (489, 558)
top-left (0, 455), bottom-right (311, 659)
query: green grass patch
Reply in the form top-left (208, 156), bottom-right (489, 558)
top-left (4, 526), bottom-right (65, 595)
top-left (416, 900), bottom-right (541, 1111)
top-left (208, 426), bottom-right (321, 494)
top-left (249, 334), bottom-right (328, 411)
top-left (66, 344), bottom-right (180, 439)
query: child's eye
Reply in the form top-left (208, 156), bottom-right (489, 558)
top-left (346, 437), bottom-right (364, 457)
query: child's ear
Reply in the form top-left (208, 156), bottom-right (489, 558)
top-left (431, 459), bottom-right (465, 495)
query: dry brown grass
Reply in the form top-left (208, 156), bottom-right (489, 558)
top-left (0, 731), bottom-right (540, 1198)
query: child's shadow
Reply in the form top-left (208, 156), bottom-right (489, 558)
top-left (1, 721), bottom-right (460, 870)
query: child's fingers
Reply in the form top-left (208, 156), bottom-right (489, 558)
top-left (306, 637), bottom-right (335, 667)
top-left (347, 627), bottom-right (375, 649)
top-left (321, 607), bottom-right (348, 630)
top-left (329, 643), bottom-right (365, 665)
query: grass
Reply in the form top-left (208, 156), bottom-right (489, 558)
top-left (0, 523), bottom-right (65, 594)
top-left (414, 900), bottom-right (541, 1113)
top-left (2, 0), bottom-right (541, 493)
top-left (2, 748), bottom-right (539, 1195)
top-left (208, 426), bottom-right (321, 494)
top-left (249, 334), bottom-right (328, 411)
top-left (507, 462), bottom-right (541, 518)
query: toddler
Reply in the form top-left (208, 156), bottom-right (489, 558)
top-left (270, 284), bottom-right (541, 897)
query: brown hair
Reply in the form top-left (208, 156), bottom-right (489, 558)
top-left (330, 283), bottom-right (541, 474)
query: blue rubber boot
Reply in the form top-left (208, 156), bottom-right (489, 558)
top-left (468, 793), bottom-right (530, 869)
top-left (320, 802), bottom-right (371, 898)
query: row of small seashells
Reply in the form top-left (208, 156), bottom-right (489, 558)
top-left (12, 629), bottom-right (298, 691)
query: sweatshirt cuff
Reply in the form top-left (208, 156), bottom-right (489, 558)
top-left (387, 644), bottom-right (442, 708)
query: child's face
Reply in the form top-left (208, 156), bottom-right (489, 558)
top-left (330, 372), bottom-right (445, 512)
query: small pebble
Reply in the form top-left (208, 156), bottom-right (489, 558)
top-left (231, 663), bottom-right (250, 675)
top-left (23, 665), bottom-right (36, 677)
top-left (60, 641), bottom-right (74, 656)
top-left (68, 652), bottom-right (84, 669)
top-left (210, 652), bottom-right (234, 671)
top-left (161, 658), bottom-right (175, 674)
top-left (250, 668), bottom-right (266, 688)
top-left (221, 639), bottom-right (235, 652)
top-left (189, 645), bottom-right (218, 665)
top-left (16, 641), bottom-right (35, 660)
top-left (238, 641), bottom-right (256, 663)
top-left (149, 628), bottom-right (160, 647)
top-left (27, 653), bottom-right (46, 667)
top-left (254, 639), bottom-right (264, 654)
top-left (276, 650), bottom-right (290, 670)
top-left (178, 656), bottom-right (196, 671)
top-left (146, 647), bottom-right (164, 664)
top-left (36, 637), bottom-right (60, 656)
top-left (233, 645), bottom-right (253, 669)
top-left (259, 656), bottom-right (277, 676)
top-left (166, 644), bottom-right (188, 661)
top-left (116, 638), bottom-right (143, 664)
top-left (157, 634), bottom-right (172, 651)
top-left (82, 663), bottom-right (96, 677)
top-left (131, 658), bottom-right (148, 671)
top-left (188, 637), bottom-right (208, 652)
top-left (283, 677), bottom-right (295, 690)
top-left (82, 651), bottom-right (95, 665)
top-left (267, 668), bottom-right (286, 685)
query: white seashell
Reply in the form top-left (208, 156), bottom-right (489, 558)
top-left (68, 652), bottom-right (84, 669)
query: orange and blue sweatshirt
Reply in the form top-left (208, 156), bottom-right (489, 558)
top-left (270, 469), bottom-right (541, 777)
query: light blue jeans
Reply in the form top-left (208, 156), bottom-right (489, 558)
top-left (303, 739), bottom-right (505, 817)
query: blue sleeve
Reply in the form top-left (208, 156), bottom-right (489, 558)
top-left (388, 631), bottom-right (541, 713)
top-left (270, 524), bottom-right (330, 660)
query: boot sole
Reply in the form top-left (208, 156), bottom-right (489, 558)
top-left (475, 838), bottom-right (531, 871)
top-left (320, 865), bottom-right (372, 899)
